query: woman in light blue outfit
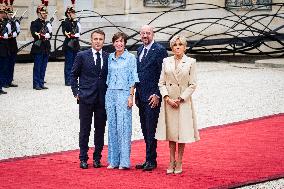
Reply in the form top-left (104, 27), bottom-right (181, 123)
top-left (105, 32), bottom-right (139, 169)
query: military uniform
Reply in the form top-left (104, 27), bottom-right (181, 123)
top-left (5, 6), bottom-right (20, 88)
top-left (0, 8), bottom-right (10, 94)
top-left (61, 7), bottom-right (80, 86)
top-left (30, 5), bottom-right (52, 90)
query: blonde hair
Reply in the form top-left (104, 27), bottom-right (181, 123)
top-left (170, 35), bottom-right (187, 49)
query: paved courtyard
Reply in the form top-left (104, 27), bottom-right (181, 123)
top-left (0, 60), bottom-right (283, 188)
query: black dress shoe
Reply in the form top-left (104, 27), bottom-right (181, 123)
top-left (0, 90), bottom-right (7, 94)
top-left (9, 83), bottom-right (18, 87)
top-left (33, 86), bottom-right (42, 90)
top-left (143, 162), bottom-right (157, 171)
top-left (135, 162), bottom-right (147, 169)
top-left (93, 161), bottom-right (102, 168)
top-left (41, 86), bottom-right (48, 89)
top-left (80, 161), bottom-right (88, 169)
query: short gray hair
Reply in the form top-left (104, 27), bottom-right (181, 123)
top-left (170, 35), bottom-right (187, 49)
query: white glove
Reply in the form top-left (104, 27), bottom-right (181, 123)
top-left (46, 22), bottom-right (52, 33)
top-left (3, 33), bottom-right (8, 39)
top-left (13, 31), bottom-right (18, 38)
top-left (74, 33), bottom-right (80, 38)
top-left (15, 21), bottom-right (21, 33)
top-left (77, 22), bottom-right (81, 34)
top-left (44, 33), bottom-right (51, 39)
top-left (6, 23), bottom-right (11, 34)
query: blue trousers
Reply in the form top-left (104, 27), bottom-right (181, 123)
top-left (0, 56), bottom-right (9, 89)
top-left (33, 53), bottom-right (49, 88)
top-left (7, 53), bottom-right (17, 85)
top-left (137, 101), bottom-right (160, 165)
top-left (79, 99), bottom-right (106, 162)
top-left (64, 50), bottom-right (77, 85)
top-left (105, 89), bottom-right (132, 168)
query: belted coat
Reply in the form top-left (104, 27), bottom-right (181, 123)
top-left (155, 55), bottom-right (200, 143)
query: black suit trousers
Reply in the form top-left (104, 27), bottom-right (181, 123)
top-left (79, 98), bottom-right (106, 162)
top-left (138, 101), bottom-right (161, 164)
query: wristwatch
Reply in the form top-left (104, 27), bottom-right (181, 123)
top-left (178, 97), bottom-right (184, 102)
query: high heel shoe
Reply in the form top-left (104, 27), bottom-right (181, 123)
top-left (107, 165), bottom-right (118, 169)
top-left (166, 161), bottom-right (176, 174)
top-left (174, 161), bottom-right (182, 174)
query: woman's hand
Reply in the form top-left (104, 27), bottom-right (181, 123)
top-left (166, 98), bottom-right (179, 109)
top-left (128, 95), bottom-right (134, 108)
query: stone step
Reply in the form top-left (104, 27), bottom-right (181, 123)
top-left (255, 59), bottom-right (284, 68)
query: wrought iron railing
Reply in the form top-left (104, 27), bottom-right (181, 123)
top-left (225, 0), bottom-right (272, 10)
top-left (144, 0), bottom-right (186, 7)
top-left (18, 2), bottom-right (284, 59)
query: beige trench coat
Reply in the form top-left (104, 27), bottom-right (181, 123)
top-left (155, 55), bottom-right (200, 143)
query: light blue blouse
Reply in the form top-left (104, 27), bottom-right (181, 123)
top-left (106, 50), bottom-right (139, 90)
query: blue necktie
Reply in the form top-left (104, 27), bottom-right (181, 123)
top-left (96, 51), bottom-right (101, 71)
top-left (141, 48), bottom-right (148, 62)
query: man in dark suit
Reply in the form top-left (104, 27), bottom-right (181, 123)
top-left (135, 25), bottom-right (168, 171)
top-left (70, 29), bottom-right (108, 169)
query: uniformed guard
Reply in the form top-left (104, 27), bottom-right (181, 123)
top-left (30, 0), bottom-right (52, 90)
top-left (62, 0), bottom-right (81, 86)
top-left (4, 0), bottom-right (20, 88)
top-left (0, 1), bottom-right (11, 95)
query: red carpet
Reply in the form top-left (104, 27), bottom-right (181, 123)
top-left (0, 114), bottom-right (284, 189)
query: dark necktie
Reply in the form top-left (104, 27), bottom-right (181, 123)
top-left (141, 48), bottom-right (148, 62)
top-left (96, 51), bottom-right (101, 71)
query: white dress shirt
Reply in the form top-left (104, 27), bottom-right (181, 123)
top-left (91, 48), bottom-right (103, 69)
top-left (139, 40), bottom-right (155, 62)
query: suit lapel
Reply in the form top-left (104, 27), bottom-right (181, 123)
top-left (137, 46), bottom-right (144, 72)
top-left (169, 56), bottom-right (179, 82)
top-left (175, 55), bottom-right (190, 82)
top-left (101, 51), bottom-right (108, 71)
top-left (144, 42), bottom-right (157, 63)
top-left (137, 46), bottom-right (143, 61)
top-left (138, 42), bottom-right (157, 71)
top-left (87, 49), bottom-right (96, 67)
top-left (175, 55), bottom-right (187, 76)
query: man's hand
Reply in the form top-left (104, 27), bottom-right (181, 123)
top-left (74, 33), bottom-right (80, 38)
top-left (3, 33), bottom-right (8, 39)
top-left (46, 22), bottom-right (52, 33)
top-left (128, 96), bottom-right (134, 108)
top-left (44, 33), bottom-right (51, 39)
top-left (76, 95), bottom-right (79, 100)
top-left (148, 94), bottom-right (159, 108)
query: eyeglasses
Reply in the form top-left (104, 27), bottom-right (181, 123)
top-left (140, 32), bottom-right (152, 35)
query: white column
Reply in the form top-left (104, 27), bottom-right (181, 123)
top-left (124, 0), bottom-right (130, 14)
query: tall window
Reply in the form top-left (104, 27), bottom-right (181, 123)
top-left (144, 0), bottom-right (186, 7)
top-left (225, 0), bottom-right (272, 10)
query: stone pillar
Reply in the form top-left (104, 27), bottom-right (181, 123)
top-left (56, 0), bottom-right (65, 20)
top-left (125, 0), bottom-right (130, 14)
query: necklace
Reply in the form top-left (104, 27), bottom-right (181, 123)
top-left (174, 58), bottom-right (182, 69)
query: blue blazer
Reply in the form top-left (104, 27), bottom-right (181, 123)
top-left (70, 48), bottom-right (109, 105)
top-left (135, 42), bottom-right (168, 102)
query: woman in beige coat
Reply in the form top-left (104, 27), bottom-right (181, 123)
top-left (155, 35), bottom-right (200, 174)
